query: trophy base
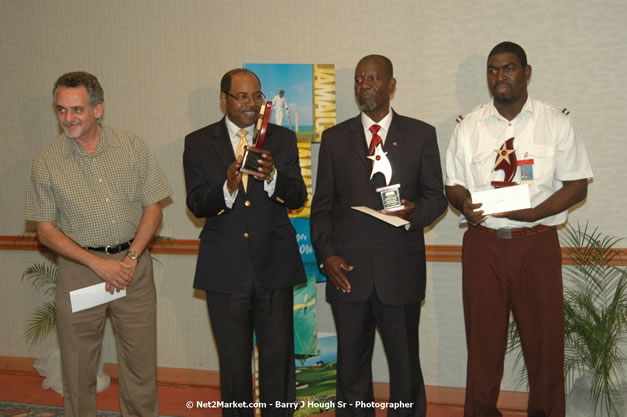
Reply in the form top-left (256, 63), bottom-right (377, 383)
top-left (491, 181), bottom-right (518, 188)
top-left (376, 183), bottom-right (404, 211)
top-left (240, 146), bottom-right (271, 175)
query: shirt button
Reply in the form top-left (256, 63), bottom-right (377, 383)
top-left (98, 179), bottom-right (103, 182)
top-left (245, 200), bottom-right (251, 207)
top-left (105, 198), bottom-right (110, 202)
top-left (243, 232), bottom-right (249, 238)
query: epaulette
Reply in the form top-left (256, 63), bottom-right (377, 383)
top-left (562, 108), bottom-right (570, 116)
top-left (456, 115), bottom-right (464, 123)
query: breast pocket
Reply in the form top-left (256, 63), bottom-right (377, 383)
top-left (469, 150), bottom-right (495, 187)
top-left (522, 144), bottom-right (555, 181)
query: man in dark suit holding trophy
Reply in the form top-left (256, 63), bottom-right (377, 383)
top-left (311, 55), bottom-right (447, 417)
top-left (183, 68), bottom-right (307, 416)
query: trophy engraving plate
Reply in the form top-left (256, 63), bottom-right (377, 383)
top-left (376, 184), bottom-right (403, 211)
top-left (240, 146), bottom-right (272, 175)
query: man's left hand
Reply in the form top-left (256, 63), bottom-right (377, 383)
top-left (380, 199), bottom-right (415, 222)
top-left (252, 153), bottom-right (274, 181)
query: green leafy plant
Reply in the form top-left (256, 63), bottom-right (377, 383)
top-left (22, 254), bottom-right (58, 345)
top-left (508, 223), bottom-right (627, 416)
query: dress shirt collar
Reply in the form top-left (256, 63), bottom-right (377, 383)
top-left (481, 97), bottom-right (534, 123)
top-left (361, 108), bottom-right (393, 145)
top-left (66, 122), bottom-right (112, 156)
top-left (225, 116), bottom-right (254, 142)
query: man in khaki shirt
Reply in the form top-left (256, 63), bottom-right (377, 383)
top-left (25, 71), bottom-right (171, 417)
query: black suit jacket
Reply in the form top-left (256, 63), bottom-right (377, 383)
top-left (310, 112), bottom-right (447, 305)
top-left (184, 117), bottom-right (307, 293)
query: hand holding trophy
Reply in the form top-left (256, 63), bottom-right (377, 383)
top-left (240, 101), bottom-right (273, 176)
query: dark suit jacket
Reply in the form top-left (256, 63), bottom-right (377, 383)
top-left (310, 112), bottom-right (447, 305)
top-left (184, 117), bottom-right (307, 293)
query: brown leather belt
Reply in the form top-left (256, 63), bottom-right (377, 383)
top-left (471, 224), bottom-right (554, 240)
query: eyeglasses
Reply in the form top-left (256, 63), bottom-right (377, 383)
top-left (226, 91), bottom-right (266, 103)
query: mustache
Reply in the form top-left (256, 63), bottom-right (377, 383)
top-left (63, 121), bottom-right (81, 127)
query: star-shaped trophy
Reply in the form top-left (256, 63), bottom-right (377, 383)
top-left (369, 143), bottom-right (404, 211)
top-left (491, 137), bottom-right (518, 187)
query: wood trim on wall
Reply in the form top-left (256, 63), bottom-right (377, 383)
top-left (0, 356), bottom-right (528, 411)
top-left (2, 235), bottom-right (626, 265)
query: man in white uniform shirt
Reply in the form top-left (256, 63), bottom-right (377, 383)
top-left (445, 42), bottom-right (593, 417)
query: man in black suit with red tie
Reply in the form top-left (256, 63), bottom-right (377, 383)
top-left (311, 55), bottom-right (447, 417)
top-left (183, 68), bottom-right (307, 416)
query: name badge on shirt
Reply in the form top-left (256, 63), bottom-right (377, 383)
top-left (517, 159), bottom-right (534, 184)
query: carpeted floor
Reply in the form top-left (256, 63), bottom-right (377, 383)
top-left (0, 400), bottom-right (125, 416)
top-left (0, 370), bottom-right (222, 417)
top-left (0, 370), bottom-right (526, 417)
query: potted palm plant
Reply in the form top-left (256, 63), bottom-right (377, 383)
top-left (508, 223), bottom-right (627, 417)
top-left (22, 252), bottom-right (58, 345)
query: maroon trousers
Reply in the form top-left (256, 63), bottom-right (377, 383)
top-left (461, 226), bottom-right (565, 417)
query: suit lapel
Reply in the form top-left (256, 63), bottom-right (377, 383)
top-left (212, 118), bottom-right (237, 169)
top-left (347, 116), bottom-right (371, 172)
top-left (383, 110), bottom-right (404, 162)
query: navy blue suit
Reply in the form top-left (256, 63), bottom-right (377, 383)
top-left (184, 117), bottom-right (306, 416)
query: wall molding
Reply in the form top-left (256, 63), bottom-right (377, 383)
top-left (2, 235), bottom-right (626, 265)
top-left (0, 356), bottom-right (528, 411)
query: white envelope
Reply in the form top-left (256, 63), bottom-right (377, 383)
top-left (471, 184), bottom-right (531, 215)
top-left (69, 282), bottom-right (126, 313)
top-left (351, 206), bottom-right (410, 227)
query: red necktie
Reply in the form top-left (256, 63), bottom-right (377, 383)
top-left (368, 124), bottom-right (382, 155)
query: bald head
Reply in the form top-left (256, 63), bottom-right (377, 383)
top-left (354, 54), bottom-right (396, 122)
top-left (357, 55), bottom-right (394, 80)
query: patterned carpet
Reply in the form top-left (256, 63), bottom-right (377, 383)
top-left (0, 400), bottom-right (116, 416)
top-left (0, 400), bottom-right (176, 417)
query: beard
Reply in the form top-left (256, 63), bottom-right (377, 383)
top-left (491, 82), bottom-right (525, 105)
top-left (359, 98), bottom-right (378, 112)
top-left (62, 123), bottom-right (83, 139)
top-left (493, 92), bottom-right (516, 105)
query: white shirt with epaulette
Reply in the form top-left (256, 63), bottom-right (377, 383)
top-left (445, 97), bottom-right (593, 229)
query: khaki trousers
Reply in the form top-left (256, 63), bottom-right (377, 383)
top-left (56, 250), bottom-right (158, 417)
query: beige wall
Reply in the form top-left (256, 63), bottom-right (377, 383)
top-left (1, 0), bottom-right (625, 390)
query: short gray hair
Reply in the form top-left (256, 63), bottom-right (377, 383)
top-left (52, 71), bottom-right (104, 107)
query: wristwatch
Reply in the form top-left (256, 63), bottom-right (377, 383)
top-left (265, 167), bottom-right (277, 184)
top-left (126, 249), bottom-right (139, 260)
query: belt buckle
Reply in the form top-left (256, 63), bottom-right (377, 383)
top-left (104, 245), bottom-right (112, 254)
top-left (496, 229), bottom-right (512, 240)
